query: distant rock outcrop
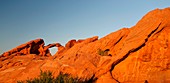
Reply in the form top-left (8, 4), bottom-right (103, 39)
top-left (0, 39), bottom-right (61, 57)
top-left (65, 39), bottom-right (77, 49)
top-left (0, 39), bottom-right (45, 57)
top-left (1, 8), bottom-right (170, 83)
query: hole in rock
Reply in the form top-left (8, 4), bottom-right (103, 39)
top-left (49, 47), bottom-right (58, 56)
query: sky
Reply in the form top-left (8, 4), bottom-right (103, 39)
top-left (0, 0), bottom-right (170, 55)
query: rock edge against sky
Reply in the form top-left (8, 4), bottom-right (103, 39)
top-left (0, 7), bottom-right (170, 83)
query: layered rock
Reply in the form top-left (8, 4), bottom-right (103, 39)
top-left (0, 39), bottom-right (61, 57)
top-left (95, 8), bottom-right (170, 83)
top-left (0, 8), bottom-right (170, 83)
top-left (0, 39), bottom-right (46, 57)
top-left (111, 8), bottom-right (170, 83)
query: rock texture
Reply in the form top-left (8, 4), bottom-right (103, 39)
top-left (0, 39), bottom-right (61, 57)
top-left (1, 8), bottom-right (170, 83)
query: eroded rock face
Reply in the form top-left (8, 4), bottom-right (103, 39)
top-left (0, 39), bottom-right (62, 57)
top-left (0, 39), bottom-right (45, 57)
top-left (96, 8), bottom-right (170, 83)
top-left (1, 8), bottom-right (170, 83)
top-left (111, 8), bottom-right (170, 82)
top-left (65, 39), bottom-right (77, 49)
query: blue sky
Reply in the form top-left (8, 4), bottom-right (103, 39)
top-left (0, 0), bottom-right (169, 55)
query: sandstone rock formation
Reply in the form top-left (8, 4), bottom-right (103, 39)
top-left (0, 8), bottom-right (170, 83)
top-left (0, 39), bottom-right (61, 57)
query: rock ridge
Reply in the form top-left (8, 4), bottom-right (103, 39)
top-left (1, 8), bottom-right (170, 83)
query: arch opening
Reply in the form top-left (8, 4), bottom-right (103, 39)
top-left (49, 47), bottom-right (58, 56)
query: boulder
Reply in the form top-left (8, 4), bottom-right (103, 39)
top-left (65, 39), bottom-right (77, 49)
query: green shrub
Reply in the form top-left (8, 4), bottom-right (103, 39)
top-left (98, 49), bottom-right (109, 56)
top-left (17, 70), bottom-right (92, 83)
top-left (17, 70), bottom-right (54, 83)
top-left (54, 74), bottom-right (78, 83)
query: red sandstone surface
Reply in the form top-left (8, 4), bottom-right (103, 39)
top-left (1, 8), bottom-right (170, 83)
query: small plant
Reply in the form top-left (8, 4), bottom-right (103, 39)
top-left (17, 81), bottom-right (23, 83)
top-left (98, 49), bottom-right (110, 56)
top-left (54, 74), bottom-right (79, 83)
top-left (17, 70), bottom-right (92, 83)
top-left (17, 70), bottom-right (54, 83)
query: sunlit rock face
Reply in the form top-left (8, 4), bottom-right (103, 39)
top-left (0, 8), bottom-right (170, 83)
top-left (0, 39), bottom-right (62, 57)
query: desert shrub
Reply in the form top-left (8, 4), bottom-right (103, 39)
top-left (98, 49), bottom-right (109, 56)
top-left (17, 70), bottom-right (54, 83)
top-left (17, 70), bottom-right (92, 83)
top-left (17, 81), bottom-right (23, 83)
top-left (54, 74), bottom-right (79, 83)
top-left (98, 49), bottom-right (104, 56)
